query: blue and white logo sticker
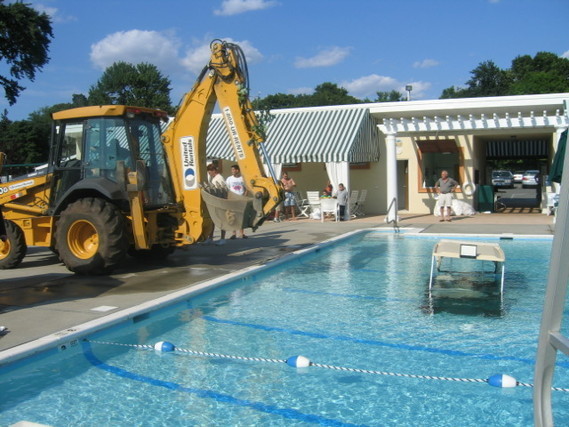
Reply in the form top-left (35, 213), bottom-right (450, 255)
top-left (180, 136), bottom-right (197, 190)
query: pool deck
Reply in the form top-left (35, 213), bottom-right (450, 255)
top-left (0, 212), bottom-right (556, 362)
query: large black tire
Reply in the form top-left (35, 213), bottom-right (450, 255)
top-left (55, 198), bottom-right (128, 275)
top-left (0, 220), bottom-right (27, 269)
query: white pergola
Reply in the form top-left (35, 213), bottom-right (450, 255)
top-left (371, 94), bottom-right (569, 222)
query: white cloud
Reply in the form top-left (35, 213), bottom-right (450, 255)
top-left (32, 3), bottom-right (76, 23)
top-left (181, 38), bottom-right (263, 74)
top-left (340, 74), bottom-right (431, 99)
top-left (413, 58), bottom-right (439, 69)
top-left (294, 47), bottom-right (351, 69)
top-left (90, 30), bottom-right (181, 72)
top-left (561, 50), bottom-right (569, 59)
top-left (214, 0), bottom-right (278, 16)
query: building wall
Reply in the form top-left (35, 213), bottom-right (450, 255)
top-left (394, 133), bottom-right (477, 214)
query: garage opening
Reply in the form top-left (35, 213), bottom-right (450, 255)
top-left (485, 138), bottom-right (549, 212)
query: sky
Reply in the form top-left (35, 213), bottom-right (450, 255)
top-left (2, 0), bottom-right (569, 121)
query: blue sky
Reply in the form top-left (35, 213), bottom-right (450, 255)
top-left (2, 0), bottom-right (569, 120)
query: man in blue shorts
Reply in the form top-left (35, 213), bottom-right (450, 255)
top-left (281, 172), bottom-right (297, 220)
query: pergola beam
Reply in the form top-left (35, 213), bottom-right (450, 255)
top-left (379, 110), bottom-right (568, 135)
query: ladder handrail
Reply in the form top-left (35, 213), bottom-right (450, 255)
top-left (533, 119), bottom-right (569, 426)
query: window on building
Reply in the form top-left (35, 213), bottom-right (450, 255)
top-left (283, 162), bottom-right (302, 172)
top-left (416, 139), bottom-right (462, 189)
top-left (350, 162), bottom-right (370, 170)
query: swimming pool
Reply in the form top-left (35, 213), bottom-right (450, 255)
top-left (1, 232), bottom-right (568, 426)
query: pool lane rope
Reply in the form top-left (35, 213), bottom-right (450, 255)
top-left (86, 339), bottom-right (569, 392)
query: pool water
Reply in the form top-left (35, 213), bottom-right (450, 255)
top-left (1, 233), bottom-right (568, 426)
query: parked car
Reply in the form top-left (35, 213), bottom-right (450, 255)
top-left (492, 170), bottom-right (514, 189)
top-left (512, 171), bottom-right (524, 183)
top-left (522, 170), bottom-right (540, 188)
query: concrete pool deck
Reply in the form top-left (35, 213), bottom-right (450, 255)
top-left (0, 212), bottom-right (556, 362)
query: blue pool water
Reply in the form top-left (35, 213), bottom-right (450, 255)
top-left (1, 233), bottom-right (568, 426)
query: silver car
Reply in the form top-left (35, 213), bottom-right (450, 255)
top-left (492, 170), bottom-right (514, 189)
top-left (512, 171), bottom-right (524, 183)
top-left (522, 170), bottom-right (540, 188)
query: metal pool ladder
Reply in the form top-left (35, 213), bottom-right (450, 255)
top-left (533, 125), bottom-right (569, 427)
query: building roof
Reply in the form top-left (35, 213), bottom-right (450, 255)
top-left (206, 106), bottom-right (380, 163)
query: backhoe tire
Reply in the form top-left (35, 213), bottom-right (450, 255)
top-left (0, 220), bottom-right (27, 269)
top-left (55, 198), bottom-right (128, 275)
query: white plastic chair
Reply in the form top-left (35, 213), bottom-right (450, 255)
top-left (306, 191), bottom-right (321, 218)
top-left (295, 191), bottom-right (310, 218)
top-left (353, 189), bottom-right (367, 216)
top-left (348, 190), bottom-right (359, 218)
top-left (320, 198), bottom-right (339, 222)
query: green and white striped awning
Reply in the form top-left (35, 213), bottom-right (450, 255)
top-left (206, 106), bottom-right (380, 163)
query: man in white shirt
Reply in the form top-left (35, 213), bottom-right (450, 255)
top-left (226, 164), bottom-right (247, 239)
top-left (206, 163), bottom-right (227, 245)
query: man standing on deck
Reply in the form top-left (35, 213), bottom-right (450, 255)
top-left (434, 170), bottom-right (458, 222)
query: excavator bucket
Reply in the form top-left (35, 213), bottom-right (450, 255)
top-left (201, 186), bottom-right (263, 232)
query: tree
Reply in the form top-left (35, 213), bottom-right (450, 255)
top-left (252, 82), bottom-right (363, 110)
top-left (310, 82), bottom-right (362, 106)
top-left (509, 52), bottom-right (569, 94)
top-left (0, 0), bottom-right (53, 105)
top-left (252, 93), bottom-right (298, 110)
top-left (0, 116), bottom-right (49, 174)
top-left (440, 52), bottom-right (569, 98)
top-left (374, 90), bottom-right (404, 102)
top-left (88, 62), bottom-right (173, 113)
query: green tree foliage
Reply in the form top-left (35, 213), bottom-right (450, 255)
top-left (0, 94), bottom-right (89, 170)
top-left (375, 90), bottom-right (404, 102)
top-left (310, 82), bottom-right (361, 106)
top-left (252, 82), bottom-right (363, 110)
top-left (0, 113), bottom-right (49, 175)
top-left (88, 62), bottom-right (173, 113)
top-left (509, 52), bottom-right (569, 94)
top-left (441, 52), bottom-right (569, 98)
top-left (0, 0), bottom-right (53, 105)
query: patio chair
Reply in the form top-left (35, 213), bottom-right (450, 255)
top-left (320, 198), bottom-right (339, 222)
top-left (306, 191), bottom-right (321, 218)
top-left (348, 190), bottom-right (359, 218)
top-left (295, 191), bottom-right (310, 218)
top-left (353, 189), bottom-right (367, 217)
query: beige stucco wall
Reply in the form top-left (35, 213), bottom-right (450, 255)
top-left (217, 155), bottom-right (389, 215)
top-left (394, 134), bottom-right (477, 214)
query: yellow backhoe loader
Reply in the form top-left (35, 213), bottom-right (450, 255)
top-left (0, 40), bottom-right (283, 274)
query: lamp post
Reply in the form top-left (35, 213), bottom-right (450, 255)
top-left (405, 85), bottom-right (413, 101)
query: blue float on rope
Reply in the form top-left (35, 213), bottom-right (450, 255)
top-left (286, 355), bottom-right (311, 368)
top-left (154, 341), bottom-right (176, 352)
top-left (488, 374), bottom-right (517, 388)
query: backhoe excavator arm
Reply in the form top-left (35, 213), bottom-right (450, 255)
top-left (161, 40), bottom-right (283, 245)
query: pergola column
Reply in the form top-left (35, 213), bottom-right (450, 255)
top-left (381, 127), bottom-right (398, 223)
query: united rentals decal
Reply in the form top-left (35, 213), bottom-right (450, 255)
top-left (0, 179), bottom-right (35, 195)
top-left (180, 136), bottom-right (197, 190)
top-left (222, 107), bottom-right (246, 160)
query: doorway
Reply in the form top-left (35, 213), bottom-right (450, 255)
top-left (397, 160), bottom-right (408, 210)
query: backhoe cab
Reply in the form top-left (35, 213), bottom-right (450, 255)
top-left (0, 40), bottom-right (283, 274)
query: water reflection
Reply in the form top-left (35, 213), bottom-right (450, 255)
top-left (422, 273), bottom-right (505, 317)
